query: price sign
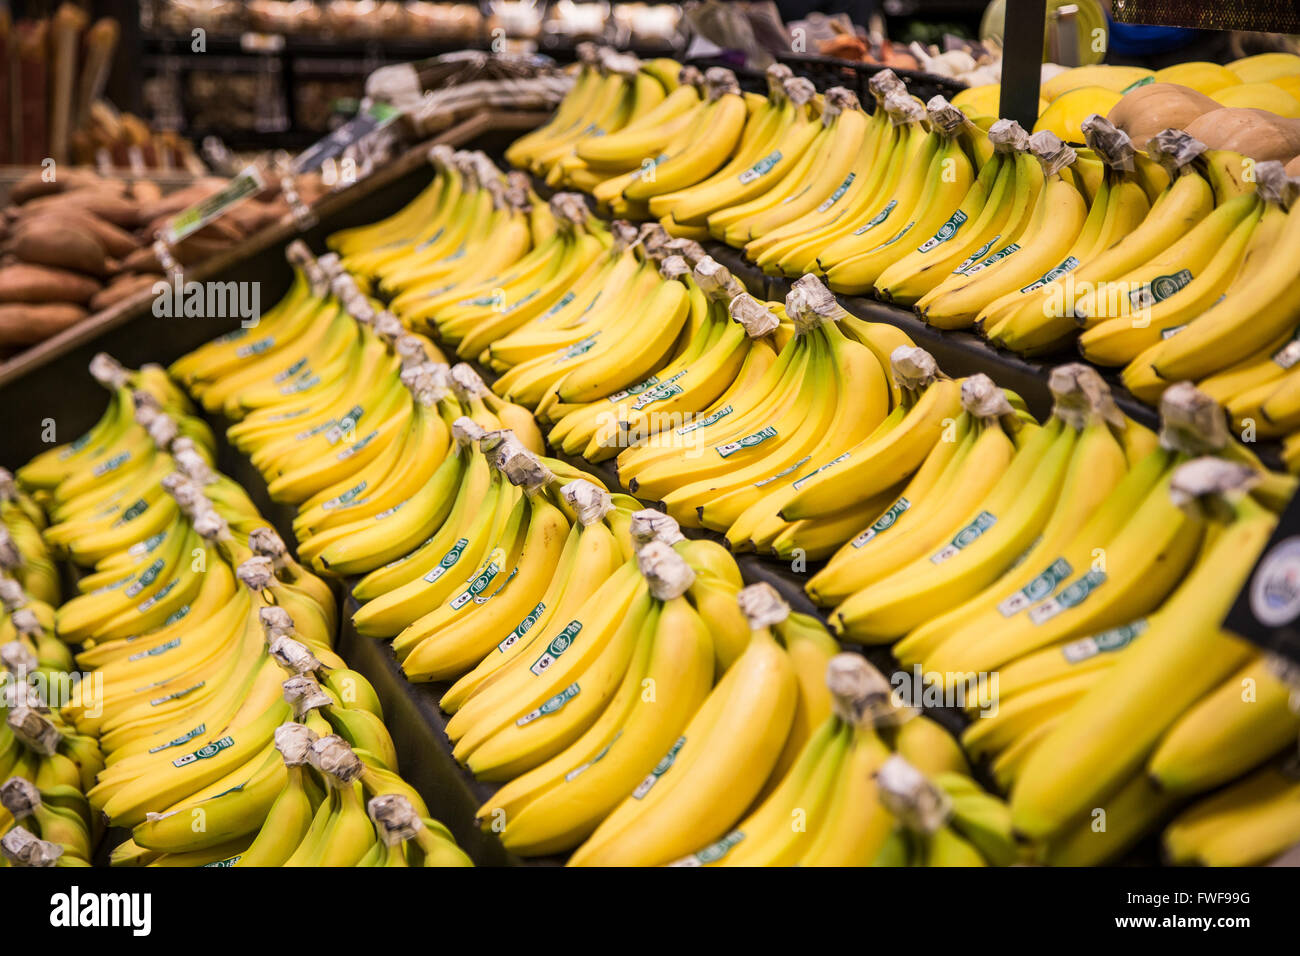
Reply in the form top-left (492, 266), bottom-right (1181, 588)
top-left (162, 166), bottom-right (266, 245)
top-left (291, 102), bottom-right (402, 176)
top-left (1224, 491), bottom-right (1300, 664)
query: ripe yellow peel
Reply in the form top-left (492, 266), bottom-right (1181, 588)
top-left (1212, 82), bottom-right (1300, 118)
top-left (1032, 86), bottom-right (1122, 143)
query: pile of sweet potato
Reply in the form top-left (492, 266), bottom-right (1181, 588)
top-left (0, 170), bottom-right (318, 352)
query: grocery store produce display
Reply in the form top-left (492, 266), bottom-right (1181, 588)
top-left (4, 43), bottom-right (1300, 868)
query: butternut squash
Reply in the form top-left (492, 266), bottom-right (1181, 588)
top-left (1107, 82), bottom-right (1220, 148)
top-left (1184, 107), bottom-right (1300, 163)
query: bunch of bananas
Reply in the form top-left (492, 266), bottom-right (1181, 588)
top-left (560, 592), bottom-right (1013, 867)
top-left (848, 381), bottom-right (1294, 865)
top-left (1, 350), bottom-right (469, 867)
top-left (540, 250), bottom-right (791, 464)
top-left (509, 52), bottom-right (1300, 417)
top-left (0, 470), bottom-right (58, 608)
top-left (390, 445), bottom-right (629, 681)
top-left (0, 776), bottom-right (97, 868)
top-left (1003, 457), bottom-right (1295, 866)
top-left (334, 148), bottom-right (565, 327)
top-left (670, 655), bottom-right (1019, 868)
top-left (813, 364), bottom-right (1145, 643)
top-left (1110, 163), bottom-right (1300, 468)
top-left (1, 573), bottom-right (71, 677)
top-left (0, 605), bottom-right (101, 870)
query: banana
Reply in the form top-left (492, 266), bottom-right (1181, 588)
top-left (915, 439), bottom-right (1199, 680)
top-left (832, 365), bottom-right (1124, 644)
top-left (1147, 655), bottom-right (1300, 795)
top-left (823, 99), bottom-right (978, 294)
top-left (440, 482), bottom-right (624, 713)
top-left (1010, 460), bottom-right (1271, 840)
top-left (568, 582), bottom-right (797, 867)
top-left (806, 377), bottom-right (1020, 607)
top-left (396, 463), bottom-right (572, 682)
top-left (989, 130), bottom-right (1217, 355)
top-left (918, 131), bottom-right (1090, 330)
top-left (1163, 762), bottom-right (1300, 867)
top-left (1079, 201), bottom-right (1263, 366)
top-left (1140, 162), bottom-right (1300, 383)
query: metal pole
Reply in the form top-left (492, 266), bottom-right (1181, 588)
top-left (998, 0), bottom-right (1048, 129)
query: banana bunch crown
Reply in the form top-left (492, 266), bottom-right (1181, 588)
top-left (1047, 363), bottom-right (1124, 431)
top-left (1254, 160), bottom-right (1300, 208)
top-left (664, 237), bottom-right (707, 267)
top-left (694, 256), bottom-right (745, 302)
top-left (1146, 129), bottom-right (1207, 179)
top-left (784, 75), bottom-right (816, 107)
top-left (1169, 457), bottom-right (1259, 520)
top-left (369, 793), bottom-right (422, 844)
top-left (786, 274), bottom-right (842, 334)
top-left (0, 825), bottom-right (61, 867)
top-left (988, 118), bottom-right (1031, 154)
top-left (283, 673), bottom-right (333, 719)
top-left (737, 581), bottom-right (788, 630)
top-left (629, 507), bottom-right (685, 548)
top-left (636, 540), bottom-right (695, 600)
top-left (561, 479), bottom-right (612, 526)
top-left (822, 86), bottom-right (861, 125)
top-left (8, 704), bottom-right (60, 756)
top-left (308, 733), bottom-right (364, 785)
top-left (1081, 114), bottom-right (1136, 171)
top-left (88, 352), bottom-right (129, 389)
top-left (270, 634), bottom-right (323, 677)
top-left (1158, 382), bottom-right (1229, 455)
top-left (703, 67), bottom-right (740, 101)
top-left (961, 373), bottom-right (1017, 427)
top-left (868, 68), bottom-right (906, 106)
top-left (730, 294), bottom-right (781, 338)
top-left (884, 90), bottom-right (926, 127)
top-left (891, 346), bottom-right (942, 399)
top-left (0, 525), bottom-right (21, 572)
top-left (237, 556), bottom-right (276, 592)
top-left (275, 721), bottom-right (317, 766)
top-left (826, 651), bottom-right (903, 727)
top-left (0, 776), bottom-right (42, 819)
top-left (659, 255), bottom-right (690, 281)
top-left (1028, 129), bottom-right (1078, 176)
top-left (877, 754), bottom-right (952, 835)
top-left (0, 635), bottom-right (39, 676)
top-left (925, 95), bottom-right (971, 139)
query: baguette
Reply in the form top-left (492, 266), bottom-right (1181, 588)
top-left (15, 20), bottom-right (50, 166)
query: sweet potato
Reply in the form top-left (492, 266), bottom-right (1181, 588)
top-left (88, 273), bottom-right (160, 312)
top-left (13, 189), bottom-right (139, 228)
top-left (130, 181), bottom-right (163, 204)
top-left (121, 236), bottom-right (233, 272)
top-left (0, 303), bottom-right (88, 346)
top-left (7, 222), bottom-right (110, 276)
top-left (8, 168), bottom-right (107, 205)
top-left (0, 263), bottom-right (101, 304)
top-left (24, 211), bottom-right (141, 258)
